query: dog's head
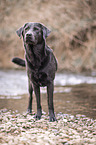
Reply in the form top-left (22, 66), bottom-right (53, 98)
top-left (16, 22), bottom-right (51, 45)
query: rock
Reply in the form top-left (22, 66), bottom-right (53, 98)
top-left (0, 109), bottom-right (96, 144)
top-left (63, 119), bottom-right (67, 122)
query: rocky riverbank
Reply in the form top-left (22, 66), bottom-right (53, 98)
top-left (0, 108), bottom-right (96, 145)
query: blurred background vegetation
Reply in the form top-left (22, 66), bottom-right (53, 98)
top-left (0, 0), bottom-right (96, 72)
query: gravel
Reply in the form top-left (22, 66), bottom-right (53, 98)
top-left (0, 108), bottom-right (96, 145)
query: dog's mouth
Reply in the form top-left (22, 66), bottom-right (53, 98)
top-left (26, 36), bottom-right (37, 45)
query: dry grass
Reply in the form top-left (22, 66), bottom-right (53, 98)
top-left (0, 0), bottom-right (96, 72)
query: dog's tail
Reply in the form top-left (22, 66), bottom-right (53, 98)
top-left (12, 57), bottom-right (26, 67)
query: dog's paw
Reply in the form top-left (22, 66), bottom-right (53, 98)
top-left (34, 109), bottom-right (42, 120)
top-left (27, 108), bottom-right (32, 114)
top-left (49, 115), bottom-right (57, 122)
top-left (49, 110), bottom-right (57, 122)
top-left (34, 114), bottom-right (41, 120)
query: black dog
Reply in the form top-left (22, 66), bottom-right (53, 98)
top-left (12, 22), bottom-right (57, 121)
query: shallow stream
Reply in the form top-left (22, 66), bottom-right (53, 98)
top-left (0, 69), bottom-right (96, 119)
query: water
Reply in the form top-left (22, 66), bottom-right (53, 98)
top-left (0, 69), bottom-right (28, 96)
top-left (0, 69), bottom-right (96, 119)
top-left (0, 69), bottom-right (96, 96)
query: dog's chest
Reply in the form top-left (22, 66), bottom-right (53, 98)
top-left (31, 71), bottom-right (49, 86)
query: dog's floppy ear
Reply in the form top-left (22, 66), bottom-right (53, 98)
top-left (41, 24), bottom-right (51, 39)
top-left (16, 23), bottom-right (28, 38)
top-left (16, 27), bottom-right (24, 39)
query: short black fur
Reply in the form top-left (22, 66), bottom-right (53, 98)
top-left (12, 22), bottom-right (57, 121)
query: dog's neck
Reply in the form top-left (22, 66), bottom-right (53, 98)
top-left (25, 40), bottom-right (46, 67)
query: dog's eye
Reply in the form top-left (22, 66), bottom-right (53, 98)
top-left (25, 26), bottom-right (30, 32)
top-left (34, 27), bottom-right (39, 31)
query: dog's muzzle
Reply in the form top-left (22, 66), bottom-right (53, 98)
top-left (25, 33), bottom-right (36, 45)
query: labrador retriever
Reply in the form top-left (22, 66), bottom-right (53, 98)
top-left (12, 22), bottom-right (57, 121)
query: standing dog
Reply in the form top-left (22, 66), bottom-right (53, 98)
top-left (12, 22), bottom-right (57, 121)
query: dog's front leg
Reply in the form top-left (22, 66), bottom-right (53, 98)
top-left (27, 79), bottom-right (33, 113)
top-left (47, 82), bottom-right (57, 122)
top-left (34, 85), bottom-right (42, 120)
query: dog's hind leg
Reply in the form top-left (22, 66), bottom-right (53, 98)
top-left (47, 82), bottom-right (57, 122)
top-left (33, 85), bottom-right (42, 120)
top-left (27, 79), bottom-right (33, 114)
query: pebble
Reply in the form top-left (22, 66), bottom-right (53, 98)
top-left (0, 108), bottom-right (96, 145)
